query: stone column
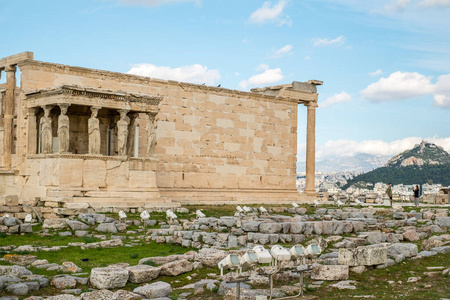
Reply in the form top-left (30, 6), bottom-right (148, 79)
top-left (40, 105), bottom-right (53, 154)
top-left (117, 109), bottom-right (129, 156)
top-left (2, 65), bottom-right (16, 168)
top-left (146, 113), bottom-right (157, 157)
top-left (57, 104), bottom-right (70, 153)
top-left (88, 107), bottom-right (101, 155)
top-left (126, 113), bottom-right (139, 157)
top-left (27, 107), bottom-right (38, 154)
top-left (304, 101), bottom-right (318, 195)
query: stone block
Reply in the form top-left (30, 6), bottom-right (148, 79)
top-left (95, 223), bottom-right (117, 233)
top-left (311, 265), bottom-right (349, 281)
top-left (83, 159), bottom-right (106, 188)
top-left (58, 158), bottom-right (83, 187)
top-left (242, 221), bottom-right (260, 232)
top-left (4, 254), bottom-right (38, 266)
top-left (126, 265), bottom-right (161, 283)
top-left (159, 259), bottom-right (193, 276)
top-left (435, 217), bottom-right (450, 227)
top-left (133, 281), bottom-right (172, 298)
top-left (106, 160), bottom-right (129, 188)
top-left (338, 246), bottom-right (387, 266)
top-left (402, 229), bottom-right (420, 242)
top-left (6, 283), bottom-right (29, 295)
top-left (43, 218), bottom-right (68, 230)
top-left (51, 275), bottom-right (77, 289)
top-left (0, 195), bottom-right (19, 206)
top-left (90, 267), bottom-right (129, 289)
top-left (387, 243), bottom-right (418, 259)
top-left (259, 222), bottom-right (282, 234)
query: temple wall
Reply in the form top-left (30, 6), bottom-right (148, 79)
top-left (16, 61), bottom-right (300, 203)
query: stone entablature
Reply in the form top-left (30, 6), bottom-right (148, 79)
top-left (18, 59), bottom-right (305, 106)
top-left (25, 85), bottom-right (162, 113)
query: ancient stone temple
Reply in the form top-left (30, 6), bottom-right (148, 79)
top-left (0, 52), bottom-right (321, 214)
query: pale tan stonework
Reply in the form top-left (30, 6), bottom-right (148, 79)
top-left (0, 52), bottom-right (321, 212)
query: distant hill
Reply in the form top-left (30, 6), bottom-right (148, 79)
top-left (343, 141), bottom-right (450, 188)
top-left (297, 153), bottom-right (390, 173)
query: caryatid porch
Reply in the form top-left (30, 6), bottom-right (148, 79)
top-left (20, 85), bottom-right (164, 209)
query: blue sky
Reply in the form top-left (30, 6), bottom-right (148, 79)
top-left (1, 0), bottom-right (449, 163)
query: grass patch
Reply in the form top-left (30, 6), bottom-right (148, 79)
top-left (310, 253), bottom-right (450, 300)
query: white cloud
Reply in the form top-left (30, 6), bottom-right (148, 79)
top-left (369, 69), bottom-right (383, 77)
top-left (321, 92), bottom-right (352, 108)
top-left (248, 0), bottom-right (291, 25)
top-left (360, 71), bottom-right (434, 101)
top-left (117, 0), bottom-right (200, 6)
top-left (272, 45), bottom-right (293, 58)
top-left (385, 0), bottom-right (411, 12)
top-left (298, 136), bottom-right (450, 161)
top-left (313, 35), bottom-right (345, 47)
top-left (127, 63), bottom-right (220, 85)
top-left (256, 64), bottom-right (270, 71)
top-left (433, 95), bottom-right (450, 107)
top-left (433, 74), bottom-right (450, 107)
top-left (239, 67), bottom-right (284, 90)
top-left (419, 0), bottom-right (450, 8)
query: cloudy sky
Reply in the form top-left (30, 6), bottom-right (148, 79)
top-left (1, 0), bottom-right (449, 164)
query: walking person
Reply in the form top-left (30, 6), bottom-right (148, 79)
top-left (413, 185), bottom-right (420, 207)
top-left (386, 183), bottom-right (393, 207)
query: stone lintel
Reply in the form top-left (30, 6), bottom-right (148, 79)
top-left (27, 153), bottom-right (159, 163)
top-left (251, 80), bottom-right (322, 103)
top-left (17, 59), bottom-right (300, 106)
top-left (0, 52), bottom-right (34, 70)
top-left (25, 85), bottom-right (161, 113)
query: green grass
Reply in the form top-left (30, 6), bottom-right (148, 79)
top-left (307, 253), bottom-right (450, 300)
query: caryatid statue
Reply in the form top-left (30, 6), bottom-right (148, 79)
top-left (117, 110), bottom-right (129, 156)
top-left (57, 104), bottom-right (70, 153)
top-left (146, 113), bottom-right (157, 156)
top-left (40, 106), bottom-right (53, 154)
top-left (88, 107), bottom-right (101, 154)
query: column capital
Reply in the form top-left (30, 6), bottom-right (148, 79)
top-left (304, 101), bottom-right (318, 108)
top-left (58, 103), bottom-right (71, 110)
top-left (27, 107), bottom-right (38, 116)
top-left (4, 65), bottom-right (16, 73)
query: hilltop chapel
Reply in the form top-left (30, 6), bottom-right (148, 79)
top-left (0, 52), bottom-right (322, 216)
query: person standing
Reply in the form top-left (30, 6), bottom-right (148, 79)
top-left (413, 185), bottom-right (420, 207)
top-left (386, 183), bottom-right (393, 207)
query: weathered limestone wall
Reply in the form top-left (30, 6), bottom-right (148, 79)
top-left (16, 60), bottom-right (300, 203)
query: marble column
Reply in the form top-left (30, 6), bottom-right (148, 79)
top-left (2, 65), bottom-right (16, 168)
top-left (40, 105), bottom-right (53, 154)
top-left (304, 101), bottom-right (318, 195)
top-left (126, 113), bottom-right (139, 157)
top-left (88, 107), bottom-right (101, 155)
top-left (117, 109), bottom-right (129, 156)
top-left (57, 104), bottom-right (70, 153)
top-left (27, 107), bottom-right (38, 154)
top-left (146, 113), bottom-right (157, 157)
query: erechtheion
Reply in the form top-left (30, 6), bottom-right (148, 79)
top-left (0, 52), bottom-right (321, 217)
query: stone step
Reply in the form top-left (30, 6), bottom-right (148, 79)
top-left (84, 190), bottom-right (160, 198)
top-left (86, 200), bottom-right (180, 209)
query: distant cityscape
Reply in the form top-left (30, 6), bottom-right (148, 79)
top-left (296, 171), bottom-right (446, 202)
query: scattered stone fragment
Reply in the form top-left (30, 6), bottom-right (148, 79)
top-left (51, 276), bottom-right (77, 290)
top-left (331, 280), bottom-right (357, 289)
top-left (133, 281), bottom-right (172, 298)
top-left (311, 265), bottom-right (349, 281)
top-left (89, 267), bottom-right (129, 289)
top-left (126, 265), bottom-right (161, 283)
